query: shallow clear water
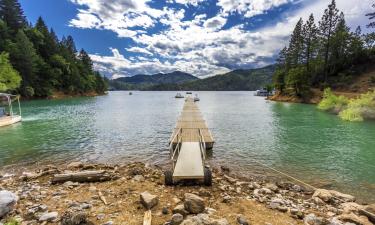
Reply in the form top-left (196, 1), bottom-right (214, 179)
top-left (0, 91), bottom-right (374, 202)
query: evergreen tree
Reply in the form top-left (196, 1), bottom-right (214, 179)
top-left (5, 30), bottom-right (39, 96)
top-left (0, 19), bottom-right (9, 51)
top-left (34, 17), bottom-right (58, 59)
top-left (366, 3), bottom-right (375, 28)
top-left (274, 47), bottom-right (288, 93)
top-left (319, 0), bottom-right (340, 82)
top-left (0, 51), bottom-right (21, 91)
top-left (0, 0), bottom-right (27, 34)
top-left (288, 18), bottom-right (304, 67)
top-left (301, 14), bottom-right (318, 71)
top-left (330, 12), bottom-right (351, 73)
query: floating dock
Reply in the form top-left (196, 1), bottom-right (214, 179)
top-left (166, 97), bottom-right (214, 184)
top-left (170, 97), bottom-right (214, 149)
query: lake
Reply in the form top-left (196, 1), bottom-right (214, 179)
top-left (0, 91), bottom-right (374, 202)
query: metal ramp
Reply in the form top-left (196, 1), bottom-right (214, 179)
top-left (173, 142), bottom-right (204, 179)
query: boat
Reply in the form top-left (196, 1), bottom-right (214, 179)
top-left (129, 92), bottom-right (133, 95)
top-left (175, 93), bottom-right (184, 98)
top-left (194, 94), bottom-right (200, 102)
top-left (0, 93), bottom-right (22, 127)
top-left (186, 91), bottom-right (192, 94)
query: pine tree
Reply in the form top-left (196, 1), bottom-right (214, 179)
top-left (319, 0), bottom-right (340, 83)
top-left (366, 3), bottom-right (375, 28)
top-left (274, 47), bottom-right (288, 93)
top-left (0, 0), bottom-right (27, 34)
top-left (0, 19), bottom-right (9, 51)
top-left (34, 17), bottom-right (58, 59)
top-left (78, 49), bottom-right (93, 73)
top-left (301, 14), bottom-right (318, 71)
top-left (348, 26), bottom-right (364, 64)
top-left (61, 35), bottom-right (77, 55)
top-left (330, 12), bottom-right (351, 73)
top-left (288, 18), bottom-right (304, 67)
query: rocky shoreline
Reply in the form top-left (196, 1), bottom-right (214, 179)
top-left (0, 162), bottom-right (374, 225)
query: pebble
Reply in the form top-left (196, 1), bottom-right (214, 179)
top-left (39, 211), bottom-right (58, 222)
top-left (171, 213), bottom-right (184, 225)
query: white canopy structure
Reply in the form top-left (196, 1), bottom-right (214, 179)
top-left (0, 93), bottom-right (22, 127)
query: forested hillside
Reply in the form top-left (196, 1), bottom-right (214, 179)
top-left (0, 0), bottom-right (107, 98)
top-left (110, 71), bottom-right (198, 90)
top-left (110, 65), bottom-right (274, 91)
top-left (273, 0), bottom-right (375, 100)
top-left (148, 65), bottom-right (275, 91)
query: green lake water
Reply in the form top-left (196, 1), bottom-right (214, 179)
top-left (0, 91), bottom-right (374, 202)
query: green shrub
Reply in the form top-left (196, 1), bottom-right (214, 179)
top-left (318, 88), bottom-right (349, 112)
top-left (339, 90), bottom-right (375, 121)
top-left (4, 218), bottom-right (20, 225)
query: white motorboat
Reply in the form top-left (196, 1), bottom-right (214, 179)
top-left (194, 94), bottom-right (200, 102)
top-left (175, 93), bottom-right (184, 98)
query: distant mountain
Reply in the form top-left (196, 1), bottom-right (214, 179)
top-left (147, 65), bottom-right (276, 91)
top-left (110, 65), bottom-right (275, 91)
top-left (110, 71), bottom-right (198, 90)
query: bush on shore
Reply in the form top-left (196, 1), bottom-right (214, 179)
top-left (318, 88), bottom-right (375, 122)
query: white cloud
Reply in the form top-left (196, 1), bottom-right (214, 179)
top-left (217, 0), bottom-right (292, 18)
top-left (69, 0), bottom-right (373, 79)
top-left (168, 0), bottom-right (204, 6)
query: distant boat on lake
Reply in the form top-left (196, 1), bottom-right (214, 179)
top-left (129, 92), bottom-right (133, 95)
top-left (186, 91), bottom-right (192, 94)
top-left (194, 94), bottom-right (200, 102)
top-left (0, 93), bottom-right (22, 127)
top-left (175, 93), bottom-right (184, 98)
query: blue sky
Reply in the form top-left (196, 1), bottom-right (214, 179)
top-left (19, 0), bottom-right (372, 79)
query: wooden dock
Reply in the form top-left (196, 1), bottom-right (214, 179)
top-left (170, 97), bottom-right (214, 149)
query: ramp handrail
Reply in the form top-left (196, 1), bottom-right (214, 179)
top-left (198, 129), bottom-right (206, 162)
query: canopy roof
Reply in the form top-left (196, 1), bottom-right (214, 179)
top-left (0, 93), bottom-right (17, 97)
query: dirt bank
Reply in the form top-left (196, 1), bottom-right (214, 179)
top-left (0, 162), bottom-right (374, 225)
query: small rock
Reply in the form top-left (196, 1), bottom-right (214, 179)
top-left (340, 202), bottom-right (364, 214)
top-left (133, 175), bottom-right (145, 182)
top-left (265, 183), bottom-right (278, 192)
top-left (304, 213), bottom-right (328, 225)
top-left (171, 213), bottom-right (184, 225)
top-left (140, 191), bottom-right (159, 209)
top-left (212, 218), bottom-right (230, 225)
top-left (237, 214), bottom-right (249, 225)
top-left (39, 211), bottom-right (58, 222)
top-left (162, 207), bottom-right (169, 215)
top-left (173, 204), bottom-right (188, 216)
top-left (222, 195), bottom-right (232, 203)
top-left (220, 165), bottom-right (230, 173)
top-left (184, 193), bottom-right (205, 214)
top-left (102, 221), bottom-right (114, 225)
top-left (61, 211), bottom-right (95, 225)
top-left (0, 190), bottom-right (18, 218)
top-left (67, 161), bottom-right (84, 169)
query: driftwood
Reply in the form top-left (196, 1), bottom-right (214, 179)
top-left (51, 170), bottom-right (114, 184)
top-left (143, 210), bottom-right (152, 225)
top-left (98, 190), bottom-right (107, 205)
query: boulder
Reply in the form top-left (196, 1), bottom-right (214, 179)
top-left (312, 189), bottom-right (355, 203)
top-left (171, 213), bottom-right (184, 225)
top-left (212, 218), bottom-right (230, 225)
top-left (265, 183), bottom-right (278, 192)
top-left (359, 204), bottom-right (375, 223)
top-left (140, 191), bottom-right (159, 209)
top-left (340, 202), bottom-right (364, 214)
top-left (0, 190), bottom-right (18, 218)
top-left (39, 211), bottom-right (58, 222)
top-left (337, 213), bottom-right (373, 225)
top-left (184, 193), bottom-right (205, 214)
